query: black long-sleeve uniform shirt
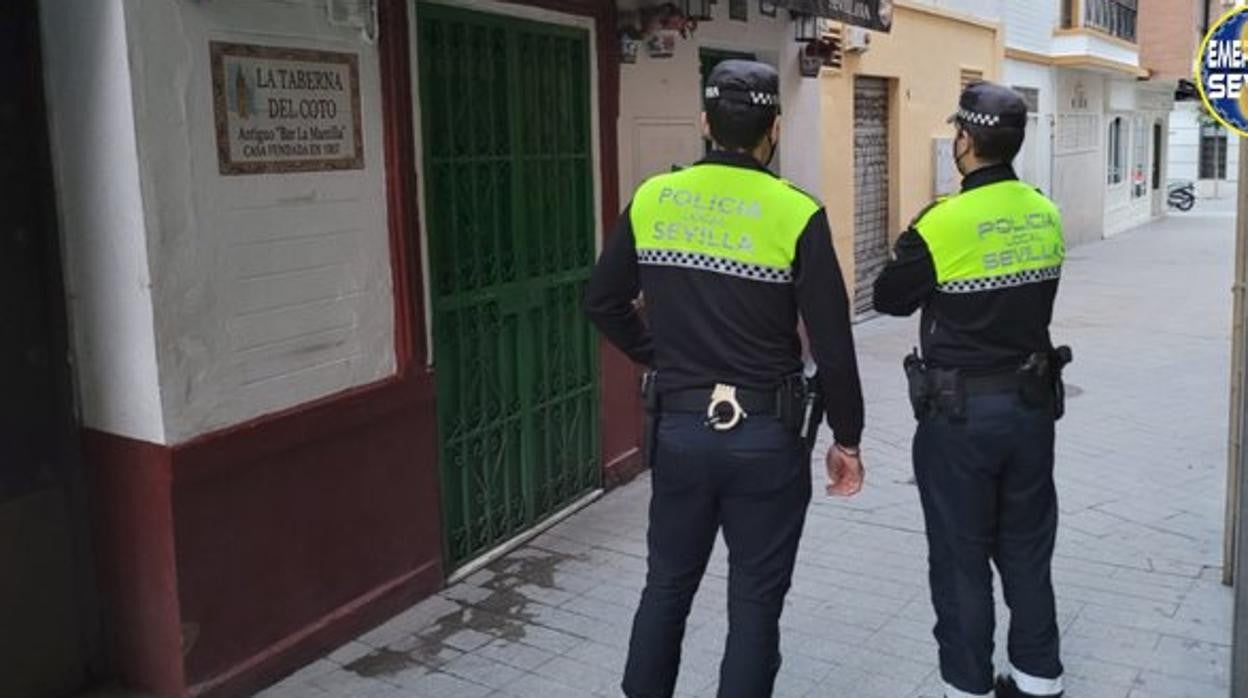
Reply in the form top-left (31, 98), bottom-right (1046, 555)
top-left (872, 164), bottom-right (1060, 370)
top-left (585, 151), bottom-right (864, 447)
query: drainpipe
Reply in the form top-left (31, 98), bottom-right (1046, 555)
top-left (1231, 140), bottom-right (1248, 698)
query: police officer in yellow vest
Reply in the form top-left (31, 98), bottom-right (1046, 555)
top-left (585, 60), bottom-right (866, 697)
top-left (874, 81), bottom-right (1070, 698)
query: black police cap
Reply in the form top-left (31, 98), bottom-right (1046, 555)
top-left (948, 81), bottom-right (1027, 129)
top-left (704, 59), bottom-right (780, 109)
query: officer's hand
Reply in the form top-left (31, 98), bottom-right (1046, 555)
top-left (825, 446), bottom-right (864, 497)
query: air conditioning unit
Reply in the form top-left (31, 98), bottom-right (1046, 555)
top-left (845, 26), bottom-right (871, 53)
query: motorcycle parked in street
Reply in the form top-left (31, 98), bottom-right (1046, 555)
top-left (1167, 180), bottom-right (1196, 212)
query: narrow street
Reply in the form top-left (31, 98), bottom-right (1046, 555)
top-left (262, 202), bottom-right (1237, 698)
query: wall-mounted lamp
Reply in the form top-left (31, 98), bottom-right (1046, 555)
top-left (682, 0), bottom-right (713, 21)
top-left (793, 12), bottom-right (821, 42)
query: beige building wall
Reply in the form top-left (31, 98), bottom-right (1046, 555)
top-left (615, 3), bottom-right (821, 202)
top-left (818, 2), bottom-right (1003, 285)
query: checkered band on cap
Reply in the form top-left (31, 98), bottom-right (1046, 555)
top-left (704, 86), bottom-right (780, 107)
top-left (937, 265), bottom-right (1061, 294)
top-left (956, 108), bottom-right (1001, 127)
top-left (638, 248), bottom-right (792, 284)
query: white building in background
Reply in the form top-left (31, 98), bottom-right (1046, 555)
top-left (1168, 102), bottom-right (1240, 199)
top-left (1152, 0), bottom-right (1240, 199)
top-left (1002, 0), bottom-right (1177, 246)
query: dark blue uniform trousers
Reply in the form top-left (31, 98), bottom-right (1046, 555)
top-left (914, 392), bottom-right (1063, 696)
top-left (622, 413), bottom-right (811, 698)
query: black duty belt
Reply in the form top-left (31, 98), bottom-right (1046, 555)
top-left (642, 372), bottom-right (819, 441)
top-left (959, 370), bottom-right (1028, 395)
top-left (906, 350), bottom-right (1071, 422)
top-left (659, 387), bottom-right (779, 415)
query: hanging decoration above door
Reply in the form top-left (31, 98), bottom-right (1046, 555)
top-left (618, 2), bottom-right (705, 61)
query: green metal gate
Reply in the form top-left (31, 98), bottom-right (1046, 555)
top-left (417, 4), bottom-right (600, 570)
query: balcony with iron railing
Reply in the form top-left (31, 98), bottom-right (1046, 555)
top-left (1053, 0), bottom-right (1143, 76)
top-left (1063, 0), bottom-right (1138, 44)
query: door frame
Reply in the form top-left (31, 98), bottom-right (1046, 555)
top-left (850, 74), bottom-right (896, 317)
top-left (1, 0), bottom-right (102, 693)
top-left (1151, 119), bottom-right (1164, 217)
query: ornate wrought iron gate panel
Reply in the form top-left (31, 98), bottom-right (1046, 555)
top-left (853, 76), bottom-right (891, 316)
top-left (417, 4), bottom-right (599, 569)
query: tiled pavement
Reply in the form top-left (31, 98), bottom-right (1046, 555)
top-left (262, 202), bottom-right (1238, 698)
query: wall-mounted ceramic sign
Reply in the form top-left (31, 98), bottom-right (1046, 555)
top-left (210, 42), bottom-right (364, 175)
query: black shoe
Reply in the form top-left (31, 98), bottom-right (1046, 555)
top-left (995, 674), bottom-right (1063, 698)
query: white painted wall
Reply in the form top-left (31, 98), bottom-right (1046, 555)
top-left (1053, 69), bottom-right (1106, 245)
top-left (1005, 0), bottom-right (1057, 53)
top-left (1169, 100), bottom-right (1241, 198)
top-left (1052, 32), bottom-right (1140, 67)
top-left (1103, 82), bottom-right (1173, 235)
top-left (616, 3), bottom-right (823, 201)
top-left (1169, 101), bottom-right (1202, 183)
top-left (1003, 58), bottom-right (1057, 193)
top-left (39, 0), bottom-right (166, 443)
top-left (121, 0), bottom-right (395, 443)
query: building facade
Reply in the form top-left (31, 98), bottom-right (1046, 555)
top-left (1168, 102), bottom-right (1240, 198)
top-left (617, 0), bottom-right (1005, 314)
top-left (1161, 0), bottom-right (1241, 199)
top-left (32, 0), bottom-right (629, 695)
top-left (1004, 0), bottom-right (1174, 245)
top-left (14, 1), bottom-right (1208, 697)
top-left (820, 0), bottom-right (1003, 313)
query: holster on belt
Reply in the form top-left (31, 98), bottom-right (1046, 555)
top-left (903, 346), bottom-right (1074, 423)
top-left (1018, 346), bottom-right (1073, 420)
top-left (903, 349), bottom-right (930, 420)
top-left (903, 349), bottom-right (967, 421)
top-left (930, 368), bottom-right (968, 421)
top-left (640, 370), bottom-right (658, 467)
top-left (789, 374), bottom-right (824, 454)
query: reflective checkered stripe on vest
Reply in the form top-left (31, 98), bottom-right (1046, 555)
top-left (629, 165), bottom-right (819, 284)
top-left (915, 180), bottom-right (1065, 294)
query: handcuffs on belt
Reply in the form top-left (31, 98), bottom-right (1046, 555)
top-left (705, 384), bottom-right (748, 432)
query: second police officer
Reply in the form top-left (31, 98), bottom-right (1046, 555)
top-left (874, 81), bottom-right (1070, 698)
top-left (585, 60), bottom-right (866, 698)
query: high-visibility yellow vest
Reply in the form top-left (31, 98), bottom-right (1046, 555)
top-left (914, 180), bottom-right (1064, 293)
top-left (629, 163), bottom-right (819, 283)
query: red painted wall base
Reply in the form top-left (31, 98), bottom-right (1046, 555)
top-left (85, 431), bottom-right (185, 698)
top-left (84, 375), bottom-right (443, 698)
